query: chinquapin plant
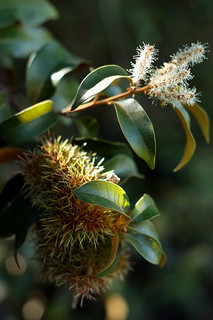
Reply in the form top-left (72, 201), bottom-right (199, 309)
top-left (0, 39), bottom-right (210, 307)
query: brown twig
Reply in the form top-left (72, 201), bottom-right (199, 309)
top-left (59, 85), bottom-right (151, 116)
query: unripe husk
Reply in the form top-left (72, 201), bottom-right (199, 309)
top-left (20, 137), bottom-right (131, 306)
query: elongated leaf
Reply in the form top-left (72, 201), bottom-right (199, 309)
top-left (126, 221), bottom-right (162, 265)
top-left (73, 180), bottom-right (130, 216)
top-left (172, 103), bottom-right (196, 172)
top-left (52, 77), bottom-right (79, 112)
top-left (71, 65), bottom-right (131, 110)
top-left (131, 193), bottom-right (160, 222)
top-left (104, 154), bottom-right (138, 179)
top-left (0, 147), bottom-right (26, 164)
top-left (113, 98), bottom-right (156, 169)
top-left (73, 137), bottom-right (133, 158)
top-left (96, 233), bottom-right (120, 277)
top-left (0, 25), bottom-right (52, 58)
top-left (126, 233), bottom-right (162, 264)
top-left (26, 41), bottom-right (89, 103)
top-left (128, 220), bottom-right (160, 242)
top-left (0, 100), bottom-right (57, 145)
top-left (0, 0), bottom-right (58, 29)
top-left (0, 91), bottom-right (11, 123)
top-left (184, 103), bottom-right (210, 143)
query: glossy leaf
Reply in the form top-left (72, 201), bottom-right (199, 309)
top-left (74, 115), bottom-right (99, 138)
top-left (128, 220), bottom-right (160, 242)
top-left (113, 98), bottom-right (156, 169)
top-left (0, 91), bottom-right (11, 123)
top-left (52, 77), bottom-right (79, 112)
top-left (26, 41), bottom-right (89, 103)
top-left (172, 103), bottom-right (196, 172)
top-left (73, 137), bottom-right (133, 159)
top-left (71, 65), bottom-right (131, 110)
top-left (104, 154), bottom-right (138, 179)
top-left (73, 180), bottom-right (130, 216)
top-left (0, 25), bottom-right (52, 58)
top-left (96, 233), bottom-right (120, 277)
top-left (0, 0), bottom-right (58, 29)
top-left (126, 221), bottom-right (162, 265)
top-left (184, 103), bottom-right (210, 143)
top-left (0, 147), bottom-right (27, 164)
top-left (0, 100), bottom-right (57, 145)
top-left (131, 193), bottom-right (160, 222)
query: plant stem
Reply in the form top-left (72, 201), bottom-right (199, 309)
top-left (60, 85), bottom-right (151, 115)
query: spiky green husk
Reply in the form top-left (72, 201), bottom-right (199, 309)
top-left (20, 137), bottom-right (130, 305)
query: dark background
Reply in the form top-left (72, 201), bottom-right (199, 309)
top-left (0, 0), bottom-right (213, 319)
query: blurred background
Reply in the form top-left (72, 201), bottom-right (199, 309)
top-left (0, 0), bottom-right (213, 319)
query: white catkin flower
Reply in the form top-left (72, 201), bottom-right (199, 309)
top-left (171, 42), bottom-right (208, 67)
top-left (149, 67), bottom-right (193, 89)
top-left (149, 85), bottom-right (199, 107)
top-left (128, 43), bottom-right (158, 87)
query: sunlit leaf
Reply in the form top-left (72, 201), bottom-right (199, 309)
top-left (73, 180), bottom-right (130, 216)
top-left (172, 103), bottom-right (196, 172)
top-left (71, 65), bottom-right (131, 110)
top-left (131, 193), bottom-right (160, 222)
top-left (0, 0), bottom-right (58, 29)
top-left (126, 221), bottom-right (162, 265)
top-left (113, 98), bottom-right (156, 169)
top-left (0, 25), bottom-right (52, 58)
top-left (96, 233), bottom-right (120, 277)
top-left (0, 100), bottom-right (57, 145)
top-left (26, 41), bottom-right (89, 103)
top-left (184, 103), bottom-right (210, 143)
top-left (104, 154), bottom-right (138, 179)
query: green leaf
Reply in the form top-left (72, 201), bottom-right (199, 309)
top-left (97, 243), bottom-right (121, 277)
top-left (184, 103), bottom-right (210, 143)
top-left (131, 193), bottom-right (160, 222)
top-left (0, 91), bottom-right (11, 123)
top-left (0, 100), bottom-right (57, 145)
top-left (96, 233), bottom-right (120, 277)
top-left (126, 221), bottom-right (162, 265)
top-left (74, 115), bottom-right (99, 138)
top-left (0, 174), bottom-right (39, 250)
top-left (0, 24), bottom-right (52, 58)
top-left (0, 0), bottom-right (58, 29)
top-left (128, 220), bottom-right (160, 242)
top-left (73, 180), bottom-right (130, 216)
top-left (104, 154), bottom-right (138, 179)
top-left (172, 103), bottom-right (196, 172)
top-left (26, 41), bottom-right (89, 103)
top-left (52, 77), bottom-right (79, 112)
top-left (71, 65), bottom-right (131, 110)
top-left (113, 98), bottom-right (156, 169)
top-left (73, 137), bottom-right (133, 159)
